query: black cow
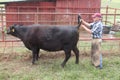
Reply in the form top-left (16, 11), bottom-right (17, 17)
top-left (7, 15), bottom-right (81, 67)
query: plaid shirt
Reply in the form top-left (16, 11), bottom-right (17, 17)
top-left (90, 21), bottom-right (103, 39)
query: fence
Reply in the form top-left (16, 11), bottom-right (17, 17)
top-left (101, 6), bottom-right (120, 26)
top-left (0, 6), bottom-right (120, 54)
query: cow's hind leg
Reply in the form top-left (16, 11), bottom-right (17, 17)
top-left (61, 49), bottom-right (71, 68)
top-left (73, 46), bottom-right (79, 64)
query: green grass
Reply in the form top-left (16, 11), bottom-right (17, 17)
top-left (77, 41), bottom-right (120, 55)
top-left (115, 31), bottom-right (120, 37)
top-left (0, 54), bottom-right (120, 80)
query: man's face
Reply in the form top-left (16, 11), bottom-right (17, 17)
top-left (92, 17), bottom-right (100, 22)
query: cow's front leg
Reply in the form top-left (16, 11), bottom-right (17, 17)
top-left (36, 49), bottom-right (40, 61)
top-left (32, 48), bottom-right (39, 64)
top-left (32, 52), bottom-right (36, 64)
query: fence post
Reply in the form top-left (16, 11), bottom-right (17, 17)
top-left (1, 8), bottom-right (5, 42)
top-left (114, 9), bottom-right (117, 25)
top-left (105, 6), bottom-right (108, 25)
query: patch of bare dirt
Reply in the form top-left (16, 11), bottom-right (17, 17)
top-left (0, 51), bottom-right (89, 62)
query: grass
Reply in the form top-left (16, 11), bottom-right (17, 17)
top-left (115, 31), bottom-right (120, 37)
top-left (78, 41), bottom-right (120, 55)
top-left (0, 53), bottom-right (120, 80)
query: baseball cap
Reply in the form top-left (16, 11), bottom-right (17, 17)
top-left (92, 13), bottom-right (102, 18)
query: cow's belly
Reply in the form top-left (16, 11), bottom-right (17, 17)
top-left (40, 42), bottom-right (63, 51)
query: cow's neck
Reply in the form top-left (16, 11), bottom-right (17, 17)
top-left (15, 27), bottom-right (28, 40)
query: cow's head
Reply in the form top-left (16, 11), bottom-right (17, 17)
top-left (7, 24), bottom-right (20, 37)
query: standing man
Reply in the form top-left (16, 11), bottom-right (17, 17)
top-left (81, 13), bottom-right (103, 69)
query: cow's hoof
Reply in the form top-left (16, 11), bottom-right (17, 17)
top-left (75, 61), bottom-right (79, 64)
top-left (61, 64), bottom-right (65, 68)
top-left (32, 62), bottom-right (38, 65)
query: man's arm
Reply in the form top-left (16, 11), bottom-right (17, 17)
top-left (81, 19), bottom-right (91, 27)
top-left (81, 25), bottom-right (92, 33)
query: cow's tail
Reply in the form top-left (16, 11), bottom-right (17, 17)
top-left (77, 14), bottom-right (82, 29)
